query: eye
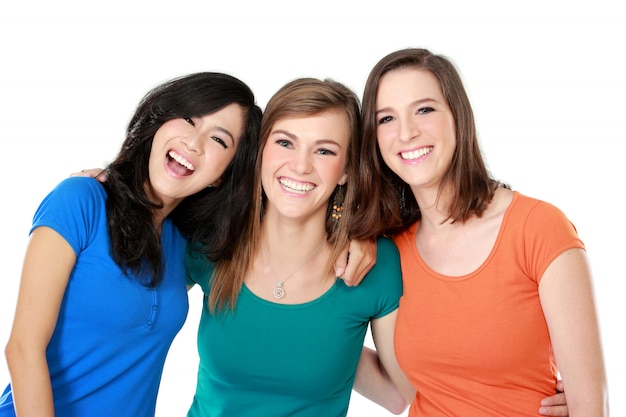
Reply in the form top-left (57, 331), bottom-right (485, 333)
top-left (183, 117), bottom-right (195, 126)
top-left (377, 115), bottom-right (394, 125)
top-left (316, 148), bottom-right (337, 156)
top-left (276, 139), bottom-right (293, 149)
top-left (417, 106), bottom-right (435, 115)
top-left (212, 136), bottom-right (229, 149)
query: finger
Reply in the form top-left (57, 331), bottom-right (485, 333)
top-left (70, 169), bottom-right (89, 178)
top-left (541, 393), bottom-right (566, 406)
top-left (538, 405), bottom-right (569, 416)
top-left (337, 239), bottom-right (378, 287)
top-left (70, 168), bottom-right (108, 181)
top-left (341, 242), bottom-right (376, 287)
top-left (555, 379), bottom-right (564, 393)
top-left (339, 257), bottom-right (360, 287)
top-left (95, 168), bottom-right (110, 182)
top-left (333, 244), bottom-right (349, 281)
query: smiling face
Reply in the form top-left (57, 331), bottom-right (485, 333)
top-left (148, 103), bottom-right (245, 208)
top-left (375, 68), bottom-right (456, 192)
top-left (261, 110), bottom-right (349, 223)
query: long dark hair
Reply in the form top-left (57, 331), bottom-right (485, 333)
top-left (104, 72), bottom-right (262, 287)
top-left (353, 48), bottom-right (501, 239)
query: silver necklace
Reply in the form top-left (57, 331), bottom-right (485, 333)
top-left (265, 241), bottom-right (325, 299)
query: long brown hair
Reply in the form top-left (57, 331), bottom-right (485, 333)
top-left (208, 77), bottom-right (362, 313)
top-left (352, 48), bottom-right (501, 239)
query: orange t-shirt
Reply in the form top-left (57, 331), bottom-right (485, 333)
top-left (393, 192), bottom-right (584, 416)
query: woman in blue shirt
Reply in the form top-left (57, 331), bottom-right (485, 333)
top-left (0, 72), bottom-right (262, 417)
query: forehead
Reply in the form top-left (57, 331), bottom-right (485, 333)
top-left (210, 103), bottom-right (246, 141)
top-left (271, 110), bottom-right (351, 142)
top-left (377, 68), bottom-right (444, 103)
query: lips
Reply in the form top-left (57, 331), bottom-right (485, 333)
top-left (279, 177), bottom-right (315, 194)
top-left (400, 146), bottom-right (433, 161)
top-left (167, 150), bottom-right (195, 176)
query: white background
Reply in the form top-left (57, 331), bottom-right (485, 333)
top-left (1, 1), bottom-right (624, 416)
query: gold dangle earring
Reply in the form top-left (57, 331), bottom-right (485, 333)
top-left (331, 185), bottom-right (345, 222)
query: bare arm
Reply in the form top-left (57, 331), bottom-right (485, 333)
top-left (334, 239), bottom-right (376, 287)
top-left (539, 248), bottom-right (609, 416)
top-left (353, 345), bottom-right (408, 415)
top-left (5, 227), bottom-right (76, 417)
top-left (353, 310), bottom-right (414, 414)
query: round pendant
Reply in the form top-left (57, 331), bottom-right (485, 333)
top-left (273, 287), bottom-right (285, 299)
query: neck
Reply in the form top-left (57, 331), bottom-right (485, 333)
top-left (412, 183), bottom-right (454, 226)
top-left (258, 223), bottom-right (328, 295)
top-left (261, 205), bottom-right (328, 251)
top-left (261, 220), bottom-right (327, 261)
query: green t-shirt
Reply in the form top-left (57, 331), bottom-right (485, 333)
top-left (185, 237), bottom-right (402, 417)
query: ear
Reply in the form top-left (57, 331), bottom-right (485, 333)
top-left (338, 171), bottom-right (348, 186)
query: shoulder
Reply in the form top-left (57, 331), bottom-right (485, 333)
top-left (511, 192), bottom-right (573, 225)
top-left (389, 222), bottom-right (418, 249)
top-left (364, 236), bottom-right (402, 291)
top-left (184, 246), bottom-right (214, 290)
top-left (375, 236), bottom-right (401, 263)
top-left (508, 191), bottom-right (583, 251)
top-left (36, 177), bottom-right (106, 213)
top-left (46, 177), bottom-right (106, 203)
top-left (356, 236), bottom-right (402, 317)
top-left (36, 177), bottom-right (106, 221)
top-left (31, 178), bottom-right (108, 252)
top-left (508, 192), bottom-right (584, 280)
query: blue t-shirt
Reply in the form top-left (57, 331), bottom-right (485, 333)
top-left (0, 177), bottom-right (189, 417)
top-left (185, 237), bottom-right (402, 417)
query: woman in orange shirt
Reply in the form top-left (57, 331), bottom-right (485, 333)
top-left (353, 48), bottom-right (608, 416)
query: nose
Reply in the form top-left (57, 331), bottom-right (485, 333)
top-left (289, 148), bottom-right (312, 174)
top-left (399, 115), bottom-right (419, 142)
top-left (182, 133), bottom-right (202, 154)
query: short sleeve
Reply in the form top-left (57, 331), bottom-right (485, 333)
top-left (31, 177), bottom-right (105, 255)
top-left (185, 246), bottom-right (215, 293)
top-left (369, 237), bottom-right (403, 319)
top-left (521, 198), bottom-right (585, 283)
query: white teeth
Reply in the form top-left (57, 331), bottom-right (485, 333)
top-left (168, 151), bottom-right (195, 171)
top-left (279, 178), bottom-right (315, 194)
top-left (401, 147), bottom-right (433, 160)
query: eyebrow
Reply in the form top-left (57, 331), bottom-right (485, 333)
top-left (271, 129), bottom-right (297, 140)
top-left (214, 126), bottom-right (236, 146)
top-left (270, 129), bottom-right (344, 148)
top-left (375, 98), bottom-right (436, 116)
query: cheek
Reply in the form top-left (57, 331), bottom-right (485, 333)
top-left (323, 157), bottom-right (348, 184)
top-left (376, 131), bottom-right (394, 159)
top-left (204, 148), bottom-right (236, 177)
top-left (375, 139), bottom-right (396, 169)
top-left (435, 114), bottom-right (456, 141)
top-left (212, 152), bottom-right (232, 169)
top-left (376, 125), bottom-right (396, 146)
top-left (260, 145), bottom-right (286, 174)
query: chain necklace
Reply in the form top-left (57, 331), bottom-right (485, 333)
top-left (264, 241), bottom-right (325, 300)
